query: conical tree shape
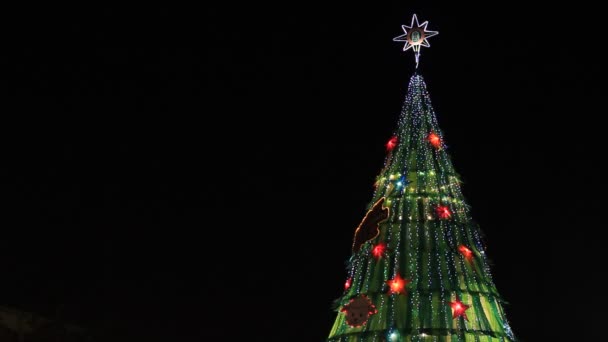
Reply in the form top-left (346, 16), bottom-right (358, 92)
top-left (328, 73), bottom-right (516, 342)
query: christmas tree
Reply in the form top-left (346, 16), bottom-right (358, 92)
top-left (327, 15), bottom-right (516, 342)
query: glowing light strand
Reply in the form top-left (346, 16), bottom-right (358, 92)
top-left (388, 197), bottom-right (402, 331)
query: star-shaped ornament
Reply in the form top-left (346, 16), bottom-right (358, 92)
top-left (396, 175), bottom-right (409, 189)
top-left (371, 242), bottom-right (388, 260)
top-left (458, 245), bottom-right (474, 260)
top-left (435, 205), bottom-right (452, 220)
top-left (450, 298), bottom-right (471, 321)
top-left (428, 132), bottom-right (442, 149)
top-left (393, 14), bottom-right (438, 67)
top-left (386, 274), bottom-right (409, 295)
top-left (386, 136), bottom-right (398, 151)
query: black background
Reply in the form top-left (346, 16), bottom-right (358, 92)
top-left (1, 2), bottom-right (604, 341)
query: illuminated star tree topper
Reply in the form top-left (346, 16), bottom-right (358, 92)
top-left (393, 14), bottom-right (438, 68)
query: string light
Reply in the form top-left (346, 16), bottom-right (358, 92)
top-left (329, 73), bottom-right (515, 341)
top-left (387, 329), bottom-right (400, 341)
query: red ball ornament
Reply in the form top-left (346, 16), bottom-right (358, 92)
top-left (386, 136), bottom-right (398, 151)
top-left (435, 205), bottom-right (452, 219)
top-left (386, 274), bottom-right (409, 295)
top-left (344, 278), bottom-right (352, 290)
top-left (449, 298), bottom-right (471, 321)
top-left (371, 242), bottom-right (387, 260)
top-left (458, 245), bottom-right (473, 260)
top-left (428, 132), bottom-right (442, 149)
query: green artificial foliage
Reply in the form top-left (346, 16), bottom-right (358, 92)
top-left (328, 73), bottom-right (516, 342)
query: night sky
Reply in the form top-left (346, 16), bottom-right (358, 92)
top-left (2, 3), bottom-right (604, 341)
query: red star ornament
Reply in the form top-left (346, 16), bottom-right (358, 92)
top-left (386, 274), bottom-right (409, 295)
top-left (435, 205), bottom-right (452, 219)
top-left (371, 242), bottom-right (387, 260)
top-left (449, 298), bottom-right (471, 321)
top-left (386, 136), bottom-right (398, 151)
top-left (458, 245), bottom-right (473, 260)
top-left (428, 132), bottom-right (442, 149)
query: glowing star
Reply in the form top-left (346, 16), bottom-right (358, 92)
top-left (450, 298), bottom-right (471, 321)
top-left (435, 205), bottom-right (452, 219)
top-left (428, 132), bottom-right (442, 149)
top-left (344, 277), bottom-right (352, 290)
top-left (458, 245), bottom-right (473, 260)
top-left (341, 295), bottom-right (378, 327)
top-left (386, 274), bottom-right (409, 295)
top-left (393, 14), bottom-right (439, 68)
top-left (386, 136), bottom-right (398, 151)
top-left (396, 175), bottom-right (409, 188)
top-left (371, 242), bottom-right (387, 260)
